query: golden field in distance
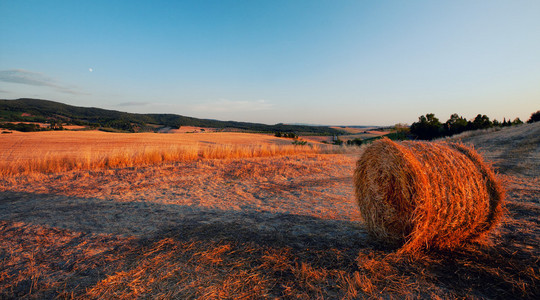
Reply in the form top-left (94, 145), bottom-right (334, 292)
top-left (0, 130), bottom-right (353, 175)
top-left (1, 130), bottom-right (298, 158)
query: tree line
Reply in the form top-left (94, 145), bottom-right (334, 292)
top-left (410, 110), bottom-right (539, 140)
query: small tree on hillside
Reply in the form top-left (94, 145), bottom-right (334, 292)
top-left (469, 114), bottom-right (492, 130)
top-left (527, 110), bottom-right (540, 123)
top-left (444, 113), bottom-right (468, 135)
top-left (512, 117), bottom-right (523, 125)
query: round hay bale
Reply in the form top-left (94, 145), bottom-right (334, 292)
top-left (353, 138), bottom-right (504, 253)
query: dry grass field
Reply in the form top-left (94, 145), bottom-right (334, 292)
top-left (1, 124), bottom-right (539, 299)
top-left (0, 131), bottom-right (346, 175)
top-left (0, 130), bottom-right (300, 159)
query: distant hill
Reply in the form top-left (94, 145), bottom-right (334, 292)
top-left (0, 98), bottom-right (345, 135)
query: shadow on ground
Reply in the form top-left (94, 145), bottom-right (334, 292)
top-left (0, 190), bottom-right (369, 250)
top-left (1, 189), bottom-right (539, 299)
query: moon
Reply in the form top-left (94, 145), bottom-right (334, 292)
top-left (89, 68), bottom-right (93, 72)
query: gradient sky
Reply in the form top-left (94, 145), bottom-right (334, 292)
top-left (1, 0), bottom-right (539, 125)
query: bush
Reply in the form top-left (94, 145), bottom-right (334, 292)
top-left (346, 138), bottom-right (363, 146)
top-left (511, 118), bottom-right (523, 125)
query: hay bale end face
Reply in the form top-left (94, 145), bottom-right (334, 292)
top-left (354, 138), bottom-right (505, 253)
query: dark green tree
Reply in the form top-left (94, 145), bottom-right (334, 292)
top-left (469, 114), bottom-right (492, 130)
top-left (444, 113), bottom-right (468, 135)
top-left (512, 117), bottom-right (523, 125)
top-left (527, 110), bottom-right (540, 123)
top-left (410, 113), bottom-right (443, 140)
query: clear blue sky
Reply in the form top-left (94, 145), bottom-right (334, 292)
top-left (1, 0), bottom-right (539, 125)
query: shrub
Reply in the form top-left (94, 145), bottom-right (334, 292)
top-left (346, 138), bottom-right (363, 146)
top-left (511, 117), bottom-right (523, 125)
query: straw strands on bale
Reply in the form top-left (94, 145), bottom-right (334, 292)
top-left (353, 138), bottom-right (505, 253)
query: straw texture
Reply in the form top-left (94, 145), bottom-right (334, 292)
top-left (354, 138), bottom-right (504, 253)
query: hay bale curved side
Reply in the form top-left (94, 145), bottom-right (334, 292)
top-left (353, 138), bottom-right (505, 253)
top-left (446, 143), bottom-right (506, 240)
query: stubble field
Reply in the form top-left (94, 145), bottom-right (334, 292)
top-left (1, 124), bottom-right (539, 299)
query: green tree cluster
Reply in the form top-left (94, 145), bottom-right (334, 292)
top-left (275, 132), bottom-right (298, 139)
top-left (0, 123), bottom-right (41, 132)
top-left (410, 112), bottom-right (527, 140)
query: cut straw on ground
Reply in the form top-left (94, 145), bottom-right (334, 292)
top-left (0, 143), bottom-right (360, 176)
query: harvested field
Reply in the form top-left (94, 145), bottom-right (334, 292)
top-left (0, 131), bottom-right (344, 175)
top-left (1, 126), bottom-right (539, 299)
top-left (0, 130), bottom-right (297, 160)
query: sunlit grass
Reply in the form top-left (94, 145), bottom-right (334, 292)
top-left (0, 143), bottom-right (359, 176)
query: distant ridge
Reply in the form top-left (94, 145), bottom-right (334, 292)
top-left (290, 122), bottom-right (377, 127)
top-left (0, 98), bottom-right (345, 135)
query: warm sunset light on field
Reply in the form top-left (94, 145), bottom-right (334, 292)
top-left (1, 0), bottom-right (539, 298)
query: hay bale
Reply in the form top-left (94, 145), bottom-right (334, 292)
top-left (353, 138), bottom-right (504, 253)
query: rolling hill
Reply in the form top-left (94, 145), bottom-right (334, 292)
top-left (0, 98), bottom-right (345, 135)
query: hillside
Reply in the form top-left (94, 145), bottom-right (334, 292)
top-left (0, 98), bottom-right (345, 135)
top-left (446, 122), bottom-right (540, 178)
